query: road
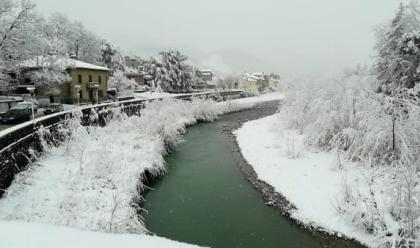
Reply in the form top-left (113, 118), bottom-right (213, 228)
top-left (0, 124), bottom-right (12, 131)
top-left (0, 111), bottom-right (45, 133)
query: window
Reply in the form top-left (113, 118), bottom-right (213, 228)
top-left (78, 75), bottom-right (82, 84)
top-left (88, 75), bottom-right (92, 82)
top-left (98, 75), bottom-right (102, 84)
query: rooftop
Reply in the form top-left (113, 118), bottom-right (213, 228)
top-left (21, 56), bottom-right (110, 71)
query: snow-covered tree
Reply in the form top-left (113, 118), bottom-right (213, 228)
top-left (0, 0), bottom-right (36, 57)
top-left (100, 42), bottom-right (125, 73)
top-left (158, 50), bottom-right (195, 92)
top-left (375, 2), bottom-right (420, 93)
top-left (39, 13), bottom-right (103, 64)
top-left (0, 5), bottom-right (108, 92)
top-left (108, 70), bottom-right (134, 93)
top-left (141, 57), bottom-right (164, 91)
top-left (68, 22), bottom-right (103, 63)
top-left (280, 69), bottom-right (420, 245)
top-left (29, 56), bottom-right (71, 87)
top-left (0, 0), bottom-right (36, 91)
top-left (140, 50), bottom-right (195, 92)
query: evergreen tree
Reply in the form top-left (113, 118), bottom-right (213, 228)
top-left (159, 50), bottom-right (194, 92)
top-left (376, 2), bottom-right (420, 93)
top-left (141, 50), bottom-right (195, 92)
top-left (100, 42), bottom-right (125, 74)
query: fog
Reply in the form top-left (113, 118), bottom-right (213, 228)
top-left (33, 0), bottom-right (400, 76)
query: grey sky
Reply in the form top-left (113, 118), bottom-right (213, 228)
top-left (32, 0), bottom-right (400, 76)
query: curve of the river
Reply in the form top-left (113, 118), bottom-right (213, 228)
top-left (142, 101), bottom-right (365, 248)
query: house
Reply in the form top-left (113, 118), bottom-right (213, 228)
top-left (206, 80), bottom-right (219, 90)
top-left (217, 76), bottom-right (240, 90)
top-left (124, 56), bottom-right (142, 69)
top-left (19, 56), bottom-right (110, 104)
top-left (194, 69), bottom-right (214, 90)
top-left (240, 73), bottom-right (260, 95)
top-left (240, 72), bottom-right (278, 95)
top-left (124, 72), bottom-right (145, 85)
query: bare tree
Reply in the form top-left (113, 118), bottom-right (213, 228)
top-left (0, 0), bottom-right (36, 91)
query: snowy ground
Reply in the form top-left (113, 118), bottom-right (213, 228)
top-left (235, 114), bottom-right (376, 246)
top-left (0, 92), bottom-right (283, 248)
top-left (0, 221), bottom-right (202, 248)
top-left (134, 91), bottom-right (176, 99)
top-left (227, 91), bottom-right (283, 105)
top-left (218, 92), bottom-right (283, 112)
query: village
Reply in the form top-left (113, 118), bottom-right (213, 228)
top-left (0, 52), bottom-right (280, 129)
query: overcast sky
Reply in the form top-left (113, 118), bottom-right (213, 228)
top-left (32, 0), bottom-right (401, 76)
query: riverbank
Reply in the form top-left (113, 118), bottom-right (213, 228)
top-left (0, 93), bottom-right (283, 248)
top-left (235, 113), bottom-right (372, 247)
top-left (0, 221), bottom-right (202, 248)
top-left (0, 98), bottom-right (221, 248)
top-left (143, 100), bottom-right (363, 247)
top-left (216, 101), bottom-right (365, 247)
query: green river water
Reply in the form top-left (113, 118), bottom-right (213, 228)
top-left (143, 103), bottom-right (365, 248)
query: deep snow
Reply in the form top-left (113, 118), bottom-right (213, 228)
top-left (0, 221), bottom-right (202, 248)
top-left (235, 114), bottom-right (376, 246)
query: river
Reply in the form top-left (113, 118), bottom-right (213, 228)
top-left (142, 101), bottom-right (365, 248)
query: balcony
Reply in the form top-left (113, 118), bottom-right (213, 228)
top-left (88, 82), bottom-right (99, 89)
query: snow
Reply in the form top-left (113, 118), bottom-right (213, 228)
top-left (135, 91), bottom-right (177, 99)
top-left (63, 104), bottom-right (77, 111)
top-left (69, 59), bottom-right (110, 71)
top-left (0, 90), bottom-right (270, 139)
top-left (229, 91), bottom-right (282, 104)
top-left (0, 96), bottom-right (22, 102)
top-left (21, 56), bottom-right (110, 71)
top-left (0, 92), bottom-right (283, 247)
top-left (0, 98), bottom-right (224, 233)
top-left (0, 221), bottom-right (202, 248)
top-left (235, 114), bottom-right (374, 246)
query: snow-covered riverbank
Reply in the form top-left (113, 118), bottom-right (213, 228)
top-left (0, 98), bottom-right (223, 231)
top-left (0, 93), bottom-right (283, 248)
top-left (0, 221), bottom-right (202, 248)
top-left (235, 114), bottom-right (378, 247)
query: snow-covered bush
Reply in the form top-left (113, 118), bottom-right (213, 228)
top-left (0, 97), bottom-right (224, 234)
top-left (108, 70), bottom-right (135, 95)
top-left (281, 73), bottom-right (420, 246)
top-left (281, 74), bottom-right (375, 149)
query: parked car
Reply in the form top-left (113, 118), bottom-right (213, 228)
top-left (44, 103), bottom-right (64, 115)
top-left (16, 101), bottom-right (39, 114)
top-left (0, 105), bottom-right (32, 124)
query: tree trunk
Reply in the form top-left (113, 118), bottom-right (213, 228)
top-left (392, 117), bottom-right (396, 151)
